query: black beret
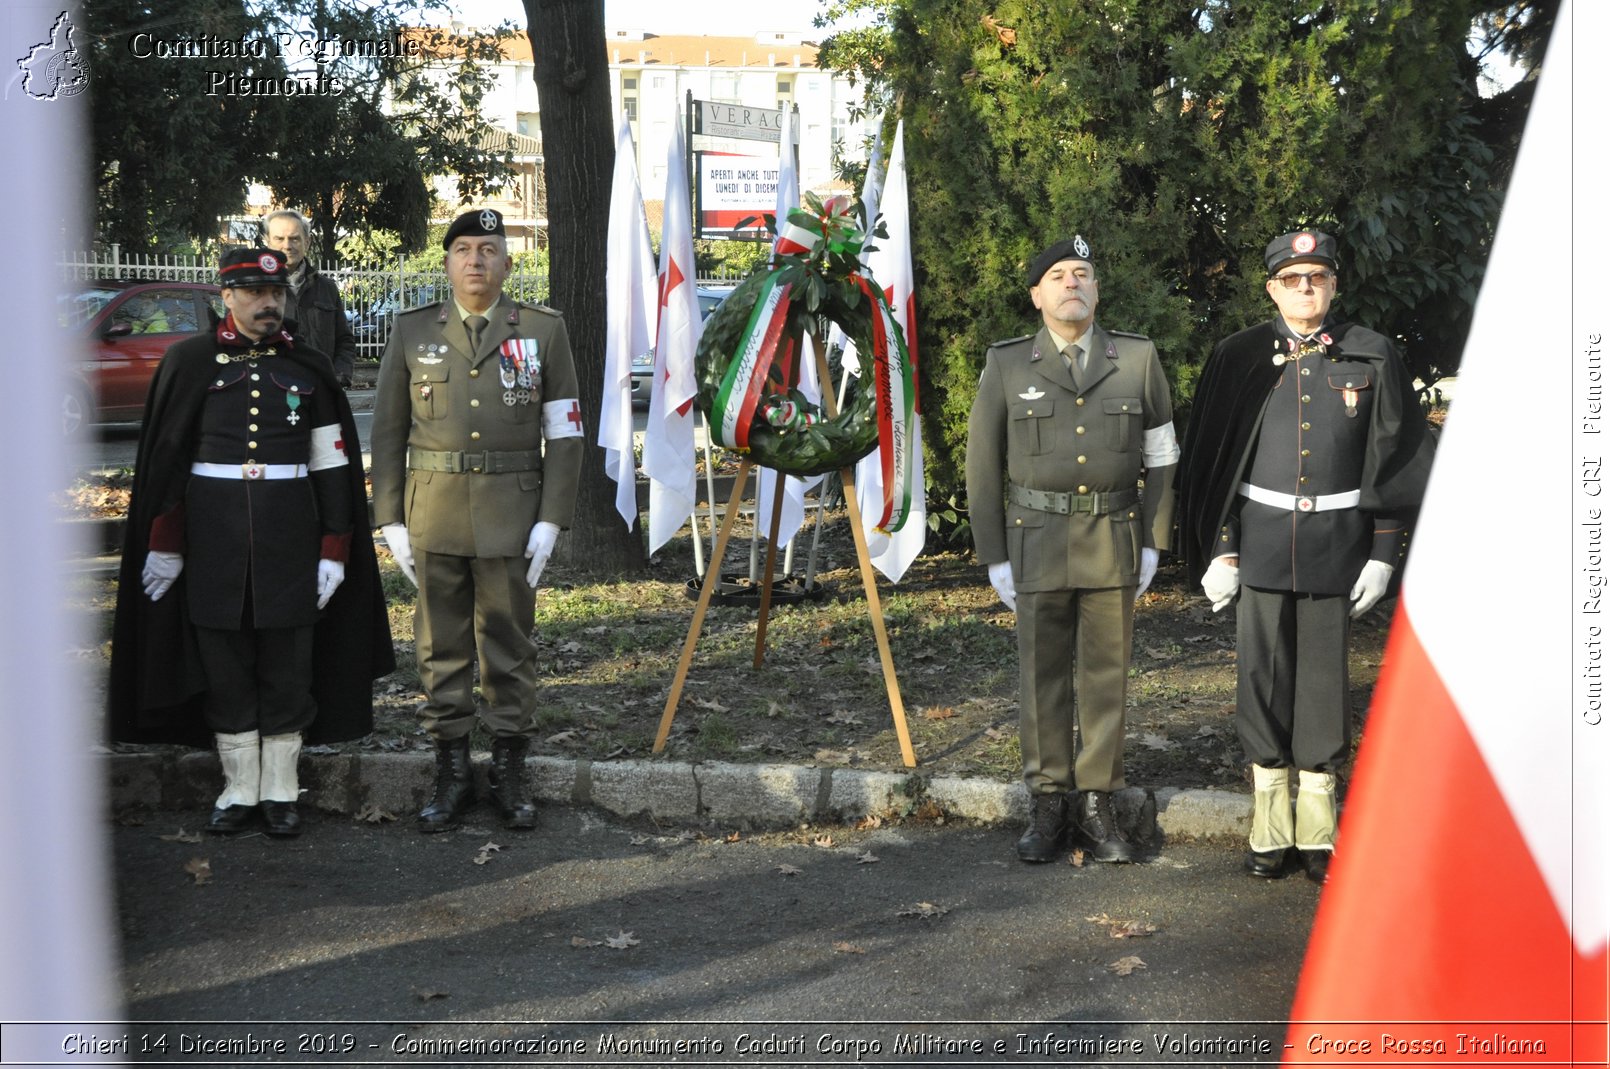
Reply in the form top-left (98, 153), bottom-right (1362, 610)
top-left (218, 247), bottom-right (289, 288)
top-left (1026, 235), bottom-right (1093, 287)
top-left (443, 208), bottom-right (506, 249)
top-left (1265, 230), bottom-right (1338, 276)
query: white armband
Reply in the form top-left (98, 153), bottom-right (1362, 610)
top-left (1142, 422), bottom-right (1180, 467)
top-left (309, 422), bottom-right (349, 471)
top-left (543, 397), bottom-right (583, 439)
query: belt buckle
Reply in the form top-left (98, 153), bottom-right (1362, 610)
top-left (1296, 495), bottom-right (1316, 512)
top-left (242, 463), bottom-right (264, 481)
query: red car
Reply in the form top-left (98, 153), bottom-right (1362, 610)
top-left (60, 280), bottom-right (222, 435)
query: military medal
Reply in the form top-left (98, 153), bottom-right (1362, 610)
top-left (1342, 382), bottom-right (1360, 418)
top-left (504, 389), bottom-right (517, 406)
top-left (500, 352), bottom-right (519, 405)
top-left (419, 383), bottom-right (432, 401)
top-left (285, 386), bottom-right (302, 425)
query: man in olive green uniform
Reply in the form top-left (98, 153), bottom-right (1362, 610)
top-left (371, 209), bottom-right (584, 832)
top-left (967, 236), bottom-right (1178, 864)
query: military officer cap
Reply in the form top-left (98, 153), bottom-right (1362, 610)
top-left (218, 246), bottom-right (289, 288)
top-left (443, 207), bottom-right (506, 249)
top-left (1026, 234), bottom-right (1093, 286)
top-left (1265, 230), bottom-right (1338, 276)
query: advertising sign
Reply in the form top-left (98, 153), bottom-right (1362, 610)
top-left (696, 150), bottom-right (781, 238)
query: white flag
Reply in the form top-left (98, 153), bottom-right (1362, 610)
top-left (833, 127), bottom-right (885, 379)
top-left (642, 109), bottom-right (703, 554)
top-left (756, 104), bottom-right (819, 550)
top-left (856, 121), bottom-right (926, 583)
top-left (600, 114), bottom-right (657, 530)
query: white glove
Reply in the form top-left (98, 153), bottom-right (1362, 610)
top-left (316, 559), bottom-right (345, 610)
top-left (987, 560), bottom-right (1017, 612)
top-left (1349, 559), bottom-right (1395, 619)
top-left (1136, 547), bottom-right (1159, 600)
top-left (380, 524), bottom-right (417, 587)
top-left (142, 550), bottom-right (184, 601)
top-left (524, 521), bottom-right (559, 589)
top-left (1202, 555), bottom-right (1239, 612)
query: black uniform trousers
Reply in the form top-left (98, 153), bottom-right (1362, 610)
top-left (194, 624), bottom-right (317, 736)
top-left (1234, 585), bottom-right (1351, 772)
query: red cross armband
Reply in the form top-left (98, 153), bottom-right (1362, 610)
top-left (542, 397), bottom-right (584, 439)
top-left (309, 422), bottom-right (349, 471)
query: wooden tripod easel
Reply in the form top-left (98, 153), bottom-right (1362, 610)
top-left (652, 343), bottom-right (918, 768)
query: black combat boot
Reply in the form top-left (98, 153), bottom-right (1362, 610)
top-left (417, 736), bottom-right (474, 833)
top-left (1015, 793), bottom-right (1068, 863)
top-left (1073, 789), bottom-right (1138, 863)
top-left (488, 735), bottom-right (538, 830)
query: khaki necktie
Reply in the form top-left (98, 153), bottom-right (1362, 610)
top-left (1068, 343), bottom-right (1085, 388)
top-left (466, 314), bottom-right (487, 353)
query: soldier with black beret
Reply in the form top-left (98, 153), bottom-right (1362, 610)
top-left (108, 247), bottom-right (394, 837)
top-left (370, 209), bottom-right (584, 832)
top-left (1177, 230), bottom-right (1434, 883)
top-left (966, 235), bottom-right (1180, 864)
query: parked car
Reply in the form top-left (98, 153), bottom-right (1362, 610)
top-left (59, 280), bottom-right (222, 435)
top-left (630, 285), bottom-right (735, 409)
top-left (351, 282), bottom-right (446, 352)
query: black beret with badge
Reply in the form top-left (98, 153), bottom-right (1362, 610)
top-left (218, 247), bottom-right (289, 288)
top-left (1026, 234), bottom-right (1093, 287)
top-left (442, 207), bottom-right (506, 249)
top-left (1264, 230), bottom-right (1338, 276)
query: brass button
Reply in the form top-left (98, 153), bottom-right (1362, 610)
top-left (250, 407), bottom-right (259, 416)
top-left (1220, 534), bottom-right (1230, 542)
top-left (1301, 421), bottom-right (1311, 431)
top-left (250, 374), bottom-right (260, 382)
top-left (1077, 455), bottom-right (1087, 464)
top-left (469, 368), bottom-right (480, 378)
top-left (248, 424), bottom-right (258, 432)
top-left (1015, 518), bottom-right (1022, 526)
top-left (1025, 408), bottom-right (1034, 416)
top-left (470, 431), bottom-right (481, 441)
top-left (251, 390), bottom-right (261, 398)
top-left (1299, 476), bottom-right (1309, 485)
top-left (248, 441), bottom-right (258, 450)
top-left (1075, 426), bottom-right (1086, 435)
top-left (1075, 397), bottom-right (1086, 406)
top-left (1127, 511), bottom-right (1135, 519)
top-left (471, 467), bottom-right (483, 474)
top-left (1301, 394), bottom-right (1311, 403)
top-left (1121, 404), bottom-right (1129, 411)
top-left (1078, 485), bottom-right (1089, 494)
top-left (1301, 449), bottom-right (1311, 457)
top-left (470, 399), bottom-right (480, 408)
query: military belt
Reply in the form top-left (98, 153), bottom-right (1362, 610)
top-left (1007, 482), bottom-right (1139, 516)
top-left (191, 462), bottom-right (307, 481)
top-left (407, 448), bottom-right (543, 475)
top-left (1238, 482), bottom-right (1360, 513)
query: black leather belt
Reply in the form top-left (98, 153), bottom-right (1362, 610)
top-left (407, 448), bottom-right (543, 474)
top-left (1007, 482), bottom-right (1139, 515)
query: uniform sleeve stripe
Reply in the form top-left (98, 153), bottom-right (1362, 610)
top-left (1142, 422), bottom-right (1181, 466)
top-left (309, 422), bottom-right (349, 471)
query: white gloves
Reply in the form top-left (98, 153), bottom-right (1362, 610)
top-left (1350, 559), bottom-right (1395, 618)
top-left (1202, 555), bottom-right (1239, 612)
top-left (988, 560), bottom-right (1017, 612)
top-left (316, 559), bottom-right (345, 610)
top-left (380, 524), bottom-right (417, 587)
top-left (1136, 547), bottom-right (1159, 600)
top-left (142, 551), bottom-right (184, 601)
top-left (525, 521), bottom-right (559, 589)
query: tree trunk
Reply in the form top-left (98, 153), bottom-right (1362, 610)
top-left (524, 0), bottom-right (647, 577)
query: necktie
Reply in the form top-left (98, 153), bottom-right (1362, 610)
top-left (466, 314), bottom-right (487, 352)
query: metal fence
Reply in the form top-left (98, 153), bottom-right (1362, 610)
top-left (61, 248), bottom-right (750, 360)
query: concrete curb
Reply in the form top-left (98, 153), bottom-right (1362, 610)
top-left (105, 751), bottom-right (1253, 842)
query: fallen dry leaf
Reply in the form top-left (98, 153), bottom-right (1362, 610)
top-left (630, 835), bottom-right (652, 846)
top-left (766, 700), bottom-right (784, 718)
top-left (776, 864), bottom-right (802, 877)
top-left (984, 726), bottom-right (1011, 741)
top-left (472, 842), bottom-right (503, 866)
top-left (921, 706), bottom-right (957, 720)
top-left (159, 828), bottom-right (202, 843)
top-left (414, 989), bottom-right (449, 1001)
top-left (570, 936), bottom-right (602, 948)
top-left (1087, 913), bottom-right (1159, 939)
top-left (604, 931), bottom-right (640, 950)
top-left (897, 901), bottom-right (949, 920)
top-left (184, 857), bottom-right (212, 885)
top-left (355, 803), bottom-right (396, 824)
top-left (1108, 955), bottom-right (1148, 976)
top-left (725, 831), bottom-right (741, 843)
top-left (832, 941), bottom-right (866, 954)
top-left (856, 851), bottom-right (879, 865)
top-left (1067, 848), bottom-right (1087, 867)
top-left (692, 697), bottom-right (729, 713)
top-left (855, 814), bottom-right (883, 831)
top-left (813, 834), bottom-right (835, 848)
top-left (1138, 732), bottom-right (1176, 751)
top-left (546, 729), bottom-right (579, 745)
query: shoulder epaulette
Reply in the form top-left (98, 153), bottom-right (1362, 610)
top-left (987, 334), bottom-right (1033, 350)
top-left (397, 303), bottom-right (438, 319)
top-left (1107, 329), bottom-right (1150, 340)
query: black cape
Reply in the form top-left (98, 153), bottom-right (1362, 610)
top-left (1176, 319), bottom-right (1435, 585)
top-left (107, 326), bottom-right (395, 746)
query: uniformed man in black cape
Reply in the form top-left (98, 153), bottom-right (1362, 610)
top-left (108, 247), bottom-right (394, 837)
top-left (1176, 230), bottom-right (1434, 883)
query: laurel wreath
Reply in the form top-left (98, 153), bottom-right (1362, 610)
top-left (694, 194), bottom-right (884, 477)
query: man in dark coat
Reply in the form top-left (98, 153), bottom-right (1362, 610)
top-left (1177, 230), bottom-right (1433, 883)
top-left (264, 210), bottom-right (359, 386)
top-left (108, 248), bottom-right (394, 837)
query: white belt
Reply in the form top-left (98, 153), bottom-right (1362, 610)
top-left (1238, 482), bottom-right (1360, 513)
top-left (191, 462), bottom-right (308, 481)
